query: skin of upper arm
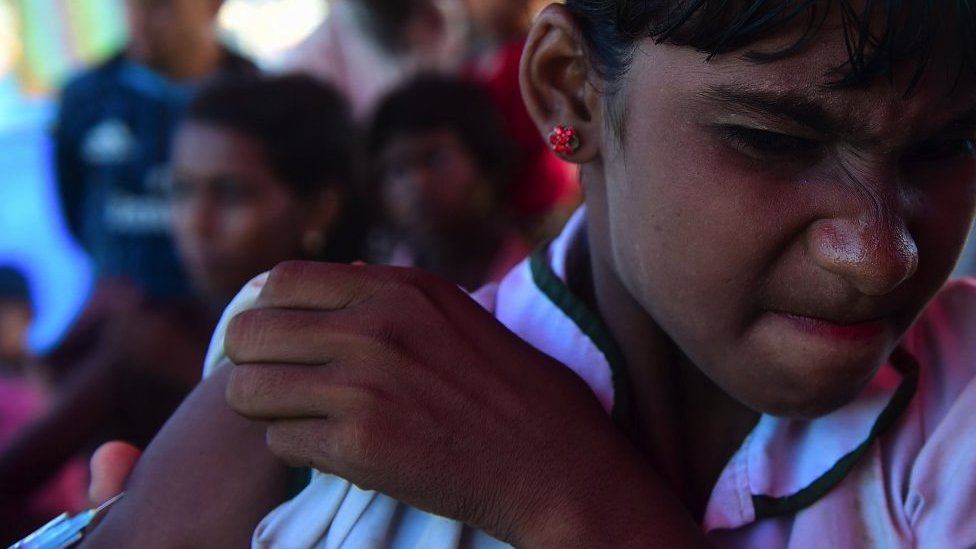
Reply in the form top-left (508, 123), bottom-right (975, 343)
top-left (79, 363), bottom-right (289, 548)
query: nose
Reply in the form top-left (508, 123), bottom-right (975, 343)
top-left (405, 163), bottom-right (438, 196)
top-left (807, 212), bottom-right (919, 296)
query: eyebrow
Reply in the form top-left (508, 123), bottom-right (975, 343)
top-left (702, 84), bottom-right (976, 140)
top-left (700, 84), bottom-right (841, 135)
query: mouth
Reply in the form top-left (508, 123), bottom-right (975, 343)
top-left (774, 311), bottom-right (889, 341)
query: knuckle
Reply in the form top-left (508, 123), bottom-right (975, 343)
top-left (362, 314), bottom-right (401, 349)
top-left (225, 365), bottom-right (272, 413)
top-left (333, 419), bottom-right (373, 466)
top-left (264, 260), bottom-right (326, 302)
top-left (266, 260), bottom-right (304, 286)
top-left (395, 267), bottom-right (439, 294)
top-left (377, 270), bottom-right (441, 317)
top-left (225, 309), bottom-right (266, 362)
top-left (265, 422), bottom-right (312, 468)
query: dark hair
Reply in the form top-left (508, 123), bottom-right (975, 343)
top-left (186, 74), bottom-right (357, 196)
top-left (567, 0), bottom-right (976, 94)
top-left (366, 73), bottom-right (517, 203)
top-left (184, 74), bottom-right (369, 262)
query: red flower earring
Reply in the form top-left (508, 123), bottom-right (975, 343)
top-left (548, 125), bottom-right (580, 155)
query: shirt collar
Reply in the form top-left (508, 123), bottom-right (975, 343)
top-left (706, 349), bottom-right (917, 530)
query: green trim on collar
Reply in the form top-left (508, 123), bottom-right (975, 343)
top-left (752, 349), bottom-right (920, 519)
top-left (286, 466), bottom-right (313, 498)
top-left (529, 247), bottom-right (633, 426)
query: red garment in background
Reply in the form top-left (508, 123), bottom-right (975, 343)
top-left (463, 37), bottom-right (578, 217)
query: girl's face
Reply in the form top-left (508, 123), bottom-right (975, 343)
top-left (592, 24), bottom-right (976, 417)
top-left (170, 122), bottom-right (320, 304)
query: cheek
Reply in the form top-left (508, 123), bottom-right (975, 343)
top-left (605, 120), bottom-right (763, 308)
top-left (912, 163), bottom-right (976, 276)
top-left (602, 117), bottom-right (824, 388)
top-left (382, 179), bottom-right (416, 223)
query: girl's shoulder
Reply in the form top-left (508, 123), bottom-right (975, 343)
top-left (896, 278), bottom-right (976, 546)
top-left (903, 277), bottom-right (976, 413)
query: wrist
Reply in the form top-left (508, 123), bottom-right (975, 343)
top-left (508, 464), bottom-right (652, 548)
top-left (502, 439), bottom-right (709, 549)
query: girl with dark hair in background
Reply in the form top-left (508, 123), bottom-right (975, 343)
top-left (367, 73), bottom-right (530, 291)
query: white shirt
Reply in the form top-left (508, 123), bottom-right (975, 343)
top-left (205, 208), bottom-right (976, 548)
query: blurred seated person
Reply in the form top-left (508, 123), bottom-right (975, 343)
top-left (0, 266), bottom-right (87, 544)
top-left (367, 74), bottom-right (530, 290)
top-left (52, 0), bottom-right (256, 302)
top-left (0, 74), bottom-right (367, 540)
top-left (0, 266), bottom-right (34, 375)
top-left (280, 0), bottom-right (464, 119)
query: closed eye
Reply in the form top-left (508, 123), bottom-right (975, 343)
top-left (902, 138), bottom-right (976, 164)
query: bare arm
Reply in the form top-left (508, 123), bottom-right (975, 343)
top-left (80, 363), bottom-right (289, 548)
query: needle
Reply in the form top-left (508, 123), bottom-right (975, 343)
top-left (7, 492), bottom-right (125, 549)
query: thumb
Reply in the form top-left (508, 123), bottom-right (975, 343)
top-left (88, 441), bottom-right (141, 505)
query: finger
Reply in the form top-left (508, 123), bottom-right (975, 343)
top-left (264, 416), bottom-right (410, 493)
top-left (88, 441), bottom-right (142, 505)
top-left (258, 260), bottom-right (459, 310)
top-left (257, 260), bottom-right (387, 309)
top-left (226, 305), bottom-right (395, 365)
top-left (226, 362), bottom-right (377, 420)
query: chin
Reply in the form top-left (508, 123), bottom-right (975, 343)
top-left (751, 364), bottom-right (881, 420)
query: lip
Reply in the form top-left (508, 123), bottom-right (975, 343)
top-left (775, 312), bottom-right (888, 341)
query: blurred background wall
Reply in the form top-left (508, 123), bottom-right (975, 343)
top-left (0, 0), bottom-right (326, 351)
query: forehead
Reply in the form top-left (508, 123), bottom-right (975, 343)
top-left (619, 7), bottom-right (976, 138)
top-left (381, 129), bottom-right (468, 158)
top-left (174, 123), bottom-right (270, 173)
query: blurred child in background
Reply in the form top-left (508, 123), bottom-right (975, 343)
top-left (367, 73), bottom-right (529, 290)
top-left (0, 266), bottom-right (34, 375)
top-left (0, 266), bottom-right (86, 544)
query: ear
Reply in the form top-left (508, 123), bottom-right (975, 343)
top-left (520, 3), bottom-right (602, 163)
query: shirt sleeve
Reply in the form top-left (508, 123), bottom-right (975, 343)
top-left (201, 272), bottom-right (269, 378)
top-left (906, 374), bottom-right (976, 547)
top-left (905, 279), bottom-right (976, 548)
